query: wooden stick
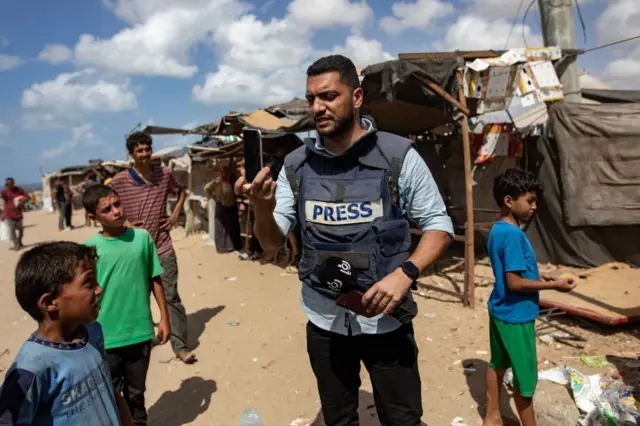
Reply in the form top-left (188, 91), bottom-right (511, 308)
top-left (413, 74), bottom-right (471, 117)
top-left (456, 69), bottom-right (476, 309)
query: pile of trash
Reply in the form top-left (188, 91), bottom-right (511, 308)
top-left (504, 363), bottom-right (639, 425)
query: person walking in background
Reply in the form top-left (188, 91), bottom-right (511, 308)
top-left (205, 162), bottom-right (242, 253)
top-left (55, 179), bottom-right (73, 231)
top-left (110, 132), bottom-right (195, 364)
top-left (483, 169), bottom-right (577, 426)
top-left (77, 173), bottom-right (99, 227)
top-left (1, 177), bottom-right (27, 250)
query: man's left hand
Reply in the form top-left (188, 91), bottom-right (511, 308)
top-left (361, 269), bottom-right (413, 317)
top-left (156, 318), bottom-right (171, 345)
top-left (160, 214), bottom-right (178, 231)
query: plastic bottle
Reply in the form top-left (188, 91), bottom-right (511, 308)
top-left (239, 408), bottom-right (264, 426)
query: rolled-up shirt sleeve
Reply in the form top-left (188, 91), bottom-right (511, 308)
top-left (273, 167), bottom-right (297, 236)
top-left (399, 148), bottom-right (454, 236)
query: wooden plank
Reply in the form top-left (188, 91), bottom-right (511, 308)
top-left (412, 74), bottom-right (471, 117)
top-left (457, 69), bottom-right (476, 309)
top-left (398, 49), bottom-right (585, 61)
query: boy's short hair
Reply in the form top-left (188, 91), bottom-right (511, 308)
top-left (82, 184), bottom-right (117, 215)
top-left (126, 132), bottom-right (152, 154)
top-left (493, 168), bottom-right (543, 207)
top-left (307, 55), bottom-right (360, 90)
top-left (16, 242), bottom-right (98, 321)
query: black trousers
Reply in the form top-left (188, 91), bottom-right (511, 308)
top-left (306, 321), bottom-right (423, 426)
top-left (106, 341), bottom-right (152, 426)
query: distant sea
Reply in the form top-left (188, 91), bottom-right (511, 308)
top-left (20, 183), bottom-right (42, 193)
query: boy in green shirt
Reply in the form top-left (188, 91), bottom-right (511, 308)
top-left (83, 185), bottom-right (170, 426)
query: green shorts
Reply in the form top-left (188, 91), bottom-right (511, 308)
top-left (488, 315), bottom-right (538, 397)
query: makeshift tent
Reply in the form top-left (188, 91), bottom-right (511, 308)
top-left (527, 102), bottom-right (640, 267)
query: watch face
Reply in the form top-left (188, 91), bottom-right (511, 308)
top-left (403, 261), bottom-right (419, 279)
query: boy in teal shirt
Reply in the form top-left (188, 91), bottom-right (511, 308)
top-left (83, 185), bottom-right (170, 426)
top-left (484, 169), bottom-right (576, 426)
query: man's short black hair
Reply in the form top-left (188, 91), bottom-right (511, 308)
top-left (5, 177), bottom-right (14, 183)
top-left (126, 131), bottom-right (152, 154)
top-left (82, 184), bottom-right (117, 215)
top-left (16, 242), bottom-right (98, 321)
top-left (307, 55), bottom-right (360, 90)
top-left (493, 168), bottom-right (543, 207)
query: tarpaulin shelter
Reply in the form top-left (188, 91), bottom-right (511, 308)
top-left (527, 102), bottom-right (640, 267)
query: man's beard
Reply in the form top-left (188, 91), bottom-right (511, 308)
top-left (316, 108), bottom-right (356, 139)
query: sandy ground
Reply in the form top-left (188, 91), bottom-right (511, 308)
top-left (0, 210), bottom-right (638, 426)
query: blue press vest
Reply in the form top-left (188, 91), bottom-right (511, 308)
top-left (284, 130), bottom-right (414, 300)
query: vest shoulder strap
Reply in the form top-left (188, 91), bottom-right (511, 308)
top-left (375, 132), bottom-right (416, 208)
top-left (283, 145), bottom-right (309, 205)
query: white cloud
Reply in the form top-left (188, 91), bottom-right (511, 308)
top-left (380, 0), bottom-right (455, 34)
top-left (467, 0), bottom-right (534, 20)
top-left (596, 1), bottom-right (640, 87)
top-left (21, 69), bottom-right (138, 113)
top-left (596, 0), bottom-right (640, 45)
top-left (22, 113), bottom-right (65, 131)
top-left (73, 0), bottom-right (248, 78)
top-left (0, 54), bottom-right (23, 71)
top-left (0, 122), bottom-right (8, 135)
top-left (42, 123), bottom-right (98, 159)
top-left (193, 64), bottom-right (302, 106)
top-left (331, 34), bottom-right (394, 67)
top-left (212, 15), bottom-right (312, 73)
top-left (287, 0), bottom-right (373, 28)
top-left (38, 44), bottom-right (73, 64)
top-left (438, 15), bottom-right (543, 51)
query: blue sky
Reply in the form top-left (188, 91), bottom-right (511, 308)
top-left (0, 0), bottom-right (637, 184)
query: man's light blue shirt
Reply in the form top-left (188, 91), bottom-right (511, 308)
top-left (274, 126), bottom-right (454, 336)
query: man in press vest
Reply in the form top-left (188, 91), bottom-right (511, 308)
top-left (236, 55), bottom-right (453, 425)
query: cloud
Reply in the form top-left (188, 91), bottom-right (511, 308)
top-left (21, 69), bottom-right (138, 114)
top-left (596, 1), bottom-right (640, 87)
top-left (380, 0), bottom-right (455, 34)
top-left (42, 123), bottom-right (98, 159)
top-left (72, 0), bottom-right (248, 78)
top-left (331, 34), bottom-right (394, 67)
top-left (193, 64), bottom-right (302, 106)
top-left (212, 15), bottom-right (312, 73)
top-left (0, 121), bottom-right (8, 135)
top-left (287, 0), bottom-right (373, 28)
top-left (38, 44), bottom-right (73, 64)
top-left (596, 0), bottom-right (640, 45)
top-left (0, 54), bottom-right (23, 71)
top-left (437, 15), bottom-right (543, 51)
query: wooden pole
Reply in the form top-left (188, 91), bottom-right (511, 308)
top-left (456, 69), bottom-right (476, 309)
top-left (414, 74), bottom-right (471, 116)
top-left (187, 167), bottom-right (193, 236)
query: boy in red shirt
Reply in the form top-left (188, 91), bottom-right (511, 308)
top-left (1, 177), bottom-right (26, 250)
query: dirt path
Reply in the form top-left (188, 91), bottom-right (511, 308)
top-left (0, 210), bottom-right (637, 425)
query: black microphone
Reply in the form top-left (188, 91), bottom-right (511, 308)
top-left (318, 257), bottom-right (357, 294)
top-left (319, 257), bottom-right (417, 324)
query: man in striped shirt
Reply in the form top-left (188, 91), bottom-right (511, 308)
top-left (111, 132), bottom-right (196, 364)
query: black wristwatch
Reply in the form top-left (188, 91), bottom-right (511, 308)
top-left (400, 261), bottom-right (420, 290)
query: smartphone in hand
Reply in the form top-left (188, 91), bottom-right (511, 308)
top-left (243, 129), bottom-right (263, 183)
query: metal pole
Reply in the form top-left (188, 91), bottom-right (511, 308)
top-left (538, 0), bottom-right (581, 103)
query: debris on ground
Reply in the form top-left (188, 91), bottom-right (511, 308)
top-left (450, 416), bottom-right (468, 426)
top-left (289, 419), bottom-right (311, 426)
top-left (226, 322), bottom-right (240, 327)
top-left (581, 355), bottom-right (611, 368)
top-left (224, 276), bottom-right (237, 281)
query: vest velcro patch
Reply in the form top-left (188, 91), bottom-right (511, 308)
top-left (304, 200), bottom-right (383, 225)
